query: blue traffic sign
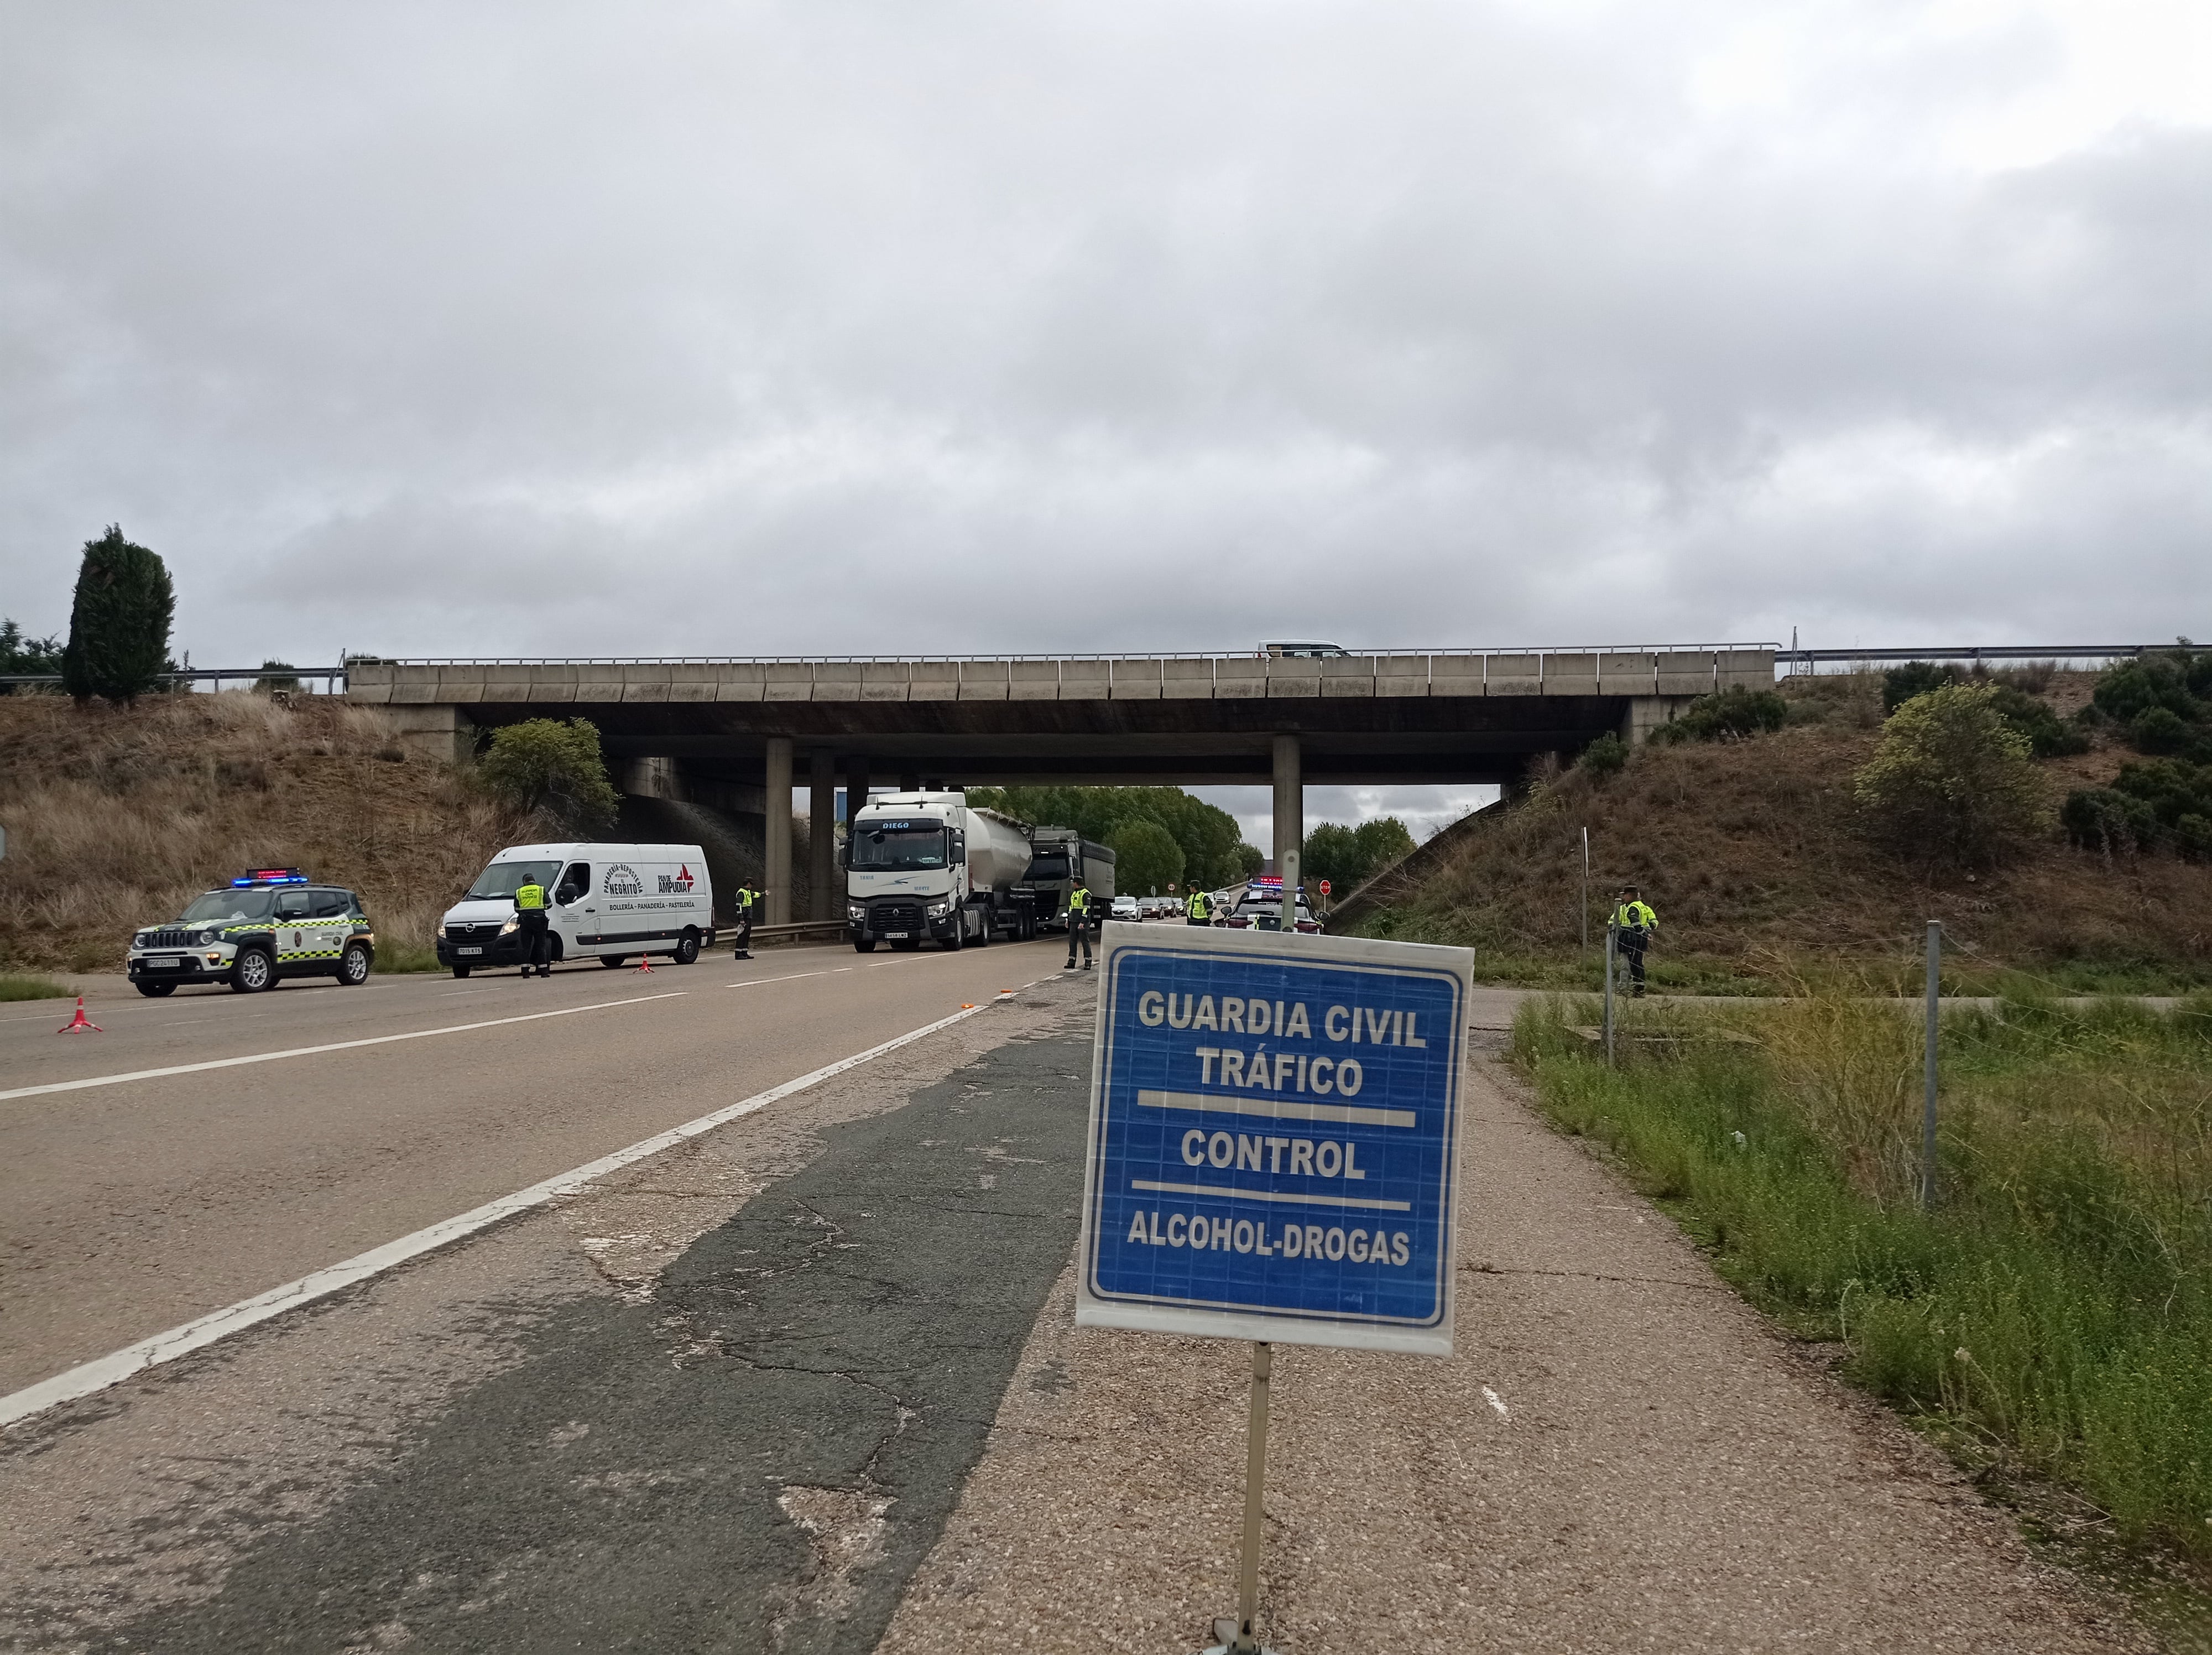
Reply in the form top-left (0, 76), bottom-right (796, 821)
top-left (1076, 926), bottom-right (1472, 1354)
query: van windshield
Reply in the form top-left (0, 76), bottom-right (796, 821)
top-left (180, 888), bottom-right (276, 923)
top-left (851, 824), bottom-right (947, 870)
top-left (466, 860), bottom-right (564, 901)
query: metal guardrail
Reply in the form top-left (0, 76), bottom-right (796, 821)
top-left (359, 644), bottom-right (1778, 666)
top-left (0, 667), bottom-right (349, 689)
top-left (732, 919), bottom-right (850, 945)
top-left (1776, 646), bottom-right (2166, 666)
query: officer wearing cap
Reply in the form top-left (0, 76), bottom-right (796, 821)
top-left (1613, 884), bottom-right (1658, 997)
top-left (1066, 883), bottom-right (1093, 970)
top-left (734, 882), bottom-right (762, 960)
top-left (514, 872), bottom-right (552, 977)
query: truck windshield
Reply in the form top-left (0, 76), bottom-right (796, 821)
top-left (180, 889), bottom-right (276, 923)
top-left (466, 860), bottom-right (564, 901)
top-left (851, 825), bottom-right (947, 870)
top-left (1024, 854), bottom-right (1071, 880)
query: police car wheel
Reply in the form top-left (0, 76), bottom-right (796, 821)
top-left (673, 931), bottom-right (701, 965)
top-left (337, 943), bottom-right (372, 986)
top-left (232, 948), bottom-right (275, 993)
top-left (135, 981), bottom-right (176, 997)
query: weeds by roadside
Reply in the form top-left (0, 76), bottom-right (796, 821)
top-left (0, 974), bottom-right (74, 1000)
top-left (1512, 989), bottom-right (2212, 1579)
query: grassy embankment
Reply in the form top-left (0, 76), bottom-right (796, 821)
top-left (1513, 988), bottom-right (2212, 1595)
top-left (0, 691), bottom-right (532, 974)
top-left (1349, 671), bottom-right (2212, 995)
top-left (0, 974), bottom-right (74, 1000)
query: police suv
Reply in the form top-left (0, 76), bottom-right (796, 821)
top-left (126, 869), bottom-right (375, 997)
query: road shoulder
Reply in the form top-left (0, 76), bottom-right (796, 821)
top-left (875, 1040), bottom-right (2152, 1654)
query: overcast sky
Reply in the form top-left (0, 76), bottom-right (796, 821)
top-left (4, 2), bottom-right (2206, 837)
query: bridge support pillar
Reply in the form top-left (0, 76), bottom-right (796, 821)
top-left (844, 755), bottom-right (870, 820)
top-left (384, 704), bottom-right (474, 766)
top-left (808, 750), bottom-right (837, 922)
top-left (1622, 696), bottom-right (1697, 748)
top-left (764, 737), bottom-right (792, 927)
top-left (1272, 734), bottom-right (1302, 878)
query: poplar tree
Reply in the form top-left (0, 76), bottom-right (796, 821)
top-left (61, 525), bottom-right (175, 704)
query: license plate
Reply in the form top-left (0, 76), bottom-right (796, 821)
top-left (147, 957), bottom-right (181, 969)
top-left (883, 931), bottom-right (912, 940)
top-left (458, 946), bottom-right (484, 956)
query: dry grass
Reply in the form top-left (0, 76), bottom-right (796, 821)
top-left (1357, 672), bottom-right (2212, 988)
top-left (0, 691), bottom-right (533, 971)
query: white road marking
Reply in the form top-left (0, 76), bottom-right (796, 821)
top-left (0, 993), bottom-right (688, 1104)
top-left (1483, 1386), bottom-right (1511, 1420)
top-left (725, 968), bottom-right (853, 989)
top-left (0, 998), bottom-right (995, 1431)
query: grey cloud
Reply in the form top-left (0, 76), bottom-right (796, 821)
top-left (1, 1), bottom-right (2205, 667)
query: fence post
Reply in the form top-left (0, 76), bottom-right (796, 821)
top-left (1603, 920), bottom-right (1617, 1069)
top-left (1921, 920), bottom-right (1941, 1212)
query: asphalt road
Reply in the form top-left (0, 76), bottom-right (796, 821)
top-left (0, 937), bottom-right (1071, 1398)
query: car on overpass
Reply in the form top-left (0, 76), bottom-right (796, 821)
top-left (1261, 639), bottom-right (1349, 658)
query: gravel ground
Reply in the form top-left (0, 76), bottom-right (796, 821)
top-left (877, 1038), bottom-right (2152, 1655)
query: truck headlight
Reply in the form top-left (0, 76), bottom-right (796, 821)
top-left (847, 904), bottom-right (865, 921)
top-left (927, 900), bottom-right (951, 918)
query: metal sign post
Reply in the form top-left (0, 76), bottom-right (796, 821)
top-left (1077, 924), bottom-right (1473, 1653)
top-left (1603, 920), bottom-right (1618, 1068)
top-left (1921, 920), bottom-right (1941, 1212)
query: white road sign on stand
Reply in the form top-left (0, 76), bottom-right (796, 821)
top-left (1076, 923), bottom-right (1473, 1356)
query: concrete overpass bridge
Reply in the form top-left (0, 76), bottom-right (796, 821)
top-left (349, 647), bottom-right (1775, 925)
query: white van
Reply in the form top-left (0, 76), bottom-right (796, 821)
top-left (436, 842), bottom-right (716, 977)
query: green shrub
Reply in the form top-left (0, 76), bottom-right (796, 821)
top-left (1985, 684), bottom-right (2090, 757)
top-left (60, 526), bottom-right (175, 705)
top-left (1854, 684), bottom-right (2053, 868)
top-left (1882, 660), bottom-right (1963, 714)
top-left (476, 718), bottom-right (620, 829)
top-left (254, 660), bottom-right (301, 693)
top-left (0, 974), bottom-right (75, 1001)
top-left (2062, 787), bottom-right (2163, 855)
top-left (1574, 731), bottom-right (1628, 777)
top-left (1647, 685), bottom-right (1787, 745)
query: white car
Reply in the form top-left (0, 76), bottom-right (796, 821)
top-left (1109, 896), bottom-right (1142, 922)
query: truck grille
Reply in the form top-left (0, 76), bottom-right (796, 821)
top-left (872, 902), bottom-right (925, 931)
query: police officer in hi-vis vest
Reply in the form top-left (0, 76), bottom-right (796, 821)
top-left (514, 872), bottom-right (552, 978)
top-left (1612, 884), bottom-right (1658, 997)
top-left (1066, 884), bottom-right (1093, 970)
top-left (1186, 887), bottom-right (1211, 927)
top-left (734, 882), bottom-right (762, 960)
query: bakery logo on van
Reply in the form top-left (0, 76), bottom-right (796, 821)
top-left (603, 863), bottom-right (645, 898)
top-left (658, 865), bottom-right (695, 894)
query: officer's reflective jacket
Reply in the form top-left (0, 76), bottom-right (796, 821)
top-left (514, 882), bottom-right (547, 911)
top-left (1187, 891), bottom-right (1211, 919)
top-left (1613, 899), bottom-right (1657, 933)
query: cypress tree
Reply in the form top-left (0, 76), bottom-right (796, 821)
top-left (61, 525), bottom-right (175, 704)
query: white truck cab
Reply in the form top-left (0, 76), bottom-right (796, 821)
top-left (437, 842), bottom-right (714, 977)
top-left (845, 791), bottom-right (1037, 951)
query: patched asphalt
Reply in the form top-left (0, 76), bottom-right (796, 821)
top-left (87, 1026), bottom-right (1090, 1655)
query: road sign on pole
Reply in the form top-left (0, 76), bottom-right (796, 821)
top-left (1077, 923), bottom-right (1473, 1355)
top-left (1317, 879), bottom-right (1330, 896)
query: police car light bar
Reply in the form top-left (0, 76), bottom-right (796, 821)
top-left (232, 868), bottom-right (310, 887)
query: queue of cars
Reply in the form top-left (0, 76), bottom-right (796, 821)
top-left (1102, 877), bottom-right (1325, 934)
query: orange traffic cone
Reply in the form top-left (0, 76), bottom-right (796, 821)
top-left (57, 996), bottom-right (102, 1033)
top-left (634, 953), bottom-right (655, 973)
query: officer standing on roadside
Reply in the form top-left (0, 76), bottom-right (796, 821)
top-left (1612, 884), bottom-right (1658, 997)
top-left (514, 871), bottom-right (552, 978)
top-left (1066, 882), bottom-right (1093, 970)
top-left (734, 881), bottom-right (762, 960)
top-left (1186, 886), bottom-right (1211, 927)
